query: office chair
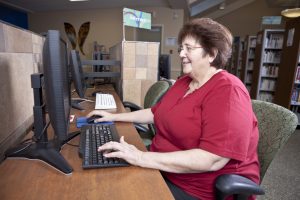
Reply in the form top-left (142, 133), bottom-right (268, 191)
top-left (215, 100), bottom-right (298, 200)
top-left (123, 80), bottom-right (173, 146)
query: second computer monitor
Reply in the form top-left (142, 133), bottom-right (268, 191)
top-left (70, 50), bottom-right (86, 98)
top-left (159, 54), bottom-right (171, 80)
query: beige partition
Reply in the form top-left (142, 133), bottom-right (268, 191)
top-left (110, 41), bottom-right (159, 107)
top-left (0, 21), bottom-right (44, 161)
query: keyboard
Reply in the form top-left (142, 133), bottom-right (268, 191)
top-left (95, 93), bottom-right (117, 109)
top-left (78, 124), bottom-right (129, 169)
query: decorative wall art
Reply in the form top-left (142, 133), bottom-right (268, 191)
top-left (64, 22), bottom-right (90, 55)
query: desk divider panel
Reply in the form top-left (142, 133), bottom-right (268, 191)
top-left (0, 21), bottom-right (44, 161)
top-left (110, 41), bottom-right (159, 107)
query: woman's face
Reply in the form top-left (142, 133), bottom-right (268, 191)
top-left (179, 36), bottom-right (215, 76)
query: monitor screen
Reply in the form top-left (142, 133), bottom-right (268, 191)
top-left (159, 54), bottom-right (171, 80)
top-left (43, 30), bottom-right (70, 141)
top-left (70, 50), bottom-right (86, 98)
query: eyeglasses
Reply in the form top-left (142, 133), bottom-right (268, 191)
top-left (178, 45), bottom-right (203, 54)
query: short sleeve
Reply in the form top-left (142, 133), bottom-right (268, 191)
top-left (199, 85), bottom-right (253, 161)
top-left (151, 100), bottom-right (161, 114)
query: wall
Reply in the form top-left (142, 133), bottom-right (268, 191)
top-left (0, 21), bottom-right (44, 160)
top-left (139, 7), bottom-right (184, 79)
top-left (26, 1), bottom-right (289, 80)
top-left (29, 9), bottom-right (122, 58)
top-left (28, 7), bottom-right (184, 79)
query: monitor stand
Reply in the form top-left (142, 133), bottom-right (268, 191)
top-left (71, 99), bottom-right (85, 110)
top-left (91, 90), bottom-right (103, 97)
top-left (5, 131), bottom-right (80, 175)
top-left (71, 97), bottom-right (96, 110)
top-left (5, 73), bottom-right (80, 175)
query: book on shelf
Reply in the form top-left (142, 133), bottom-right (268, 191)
top-left (265, 33), bottom-right (283, 48)
top-left (261, 65), bottom-right (278, 77)
top-left (295, 66), bottom-right (300, 83)
top-left (260, 79), bottom-right (276, 91)
top-left (248, 61), bottom-right (254, 70)
top-left (291, 88), bottom-right (297, 103)
top-left (249, 49), bottom-right (255, 59)
top-left (246, 73), bottom-right (252, 83)
top-left (250, 39), bottom-right (256, 47)
top-left (297, 91), bottom-right (300, 103)
top-left (263, 51), bottom-right (281, 63)
top-left (291, 87), bottom-right (300, 104)
top-left (258, 93), bottom-right (274, 102)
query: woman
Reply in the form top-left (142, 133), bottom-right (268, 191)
top-left (87, 18), bottom-right (260, 200)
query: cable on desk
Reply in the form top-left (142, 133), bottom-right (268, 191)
top-left (72, 97), bottom-right (95, 103)
top-left (66, 142), bottom-right (79, 147)
top-left (6, 143), bottom-right (32, 155)
top-left (32, 120), bottom-right (51, 142)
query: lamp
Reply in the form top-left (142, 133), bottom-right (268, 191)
top-left (281, 0), bottom-right (300, 18)
top-left (281, 8), bottom-right (300, 18)
top-left (219, 2), bottom-right (226, 10)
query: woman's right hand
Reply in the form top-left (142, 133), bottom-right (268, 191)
top-left (86, 110), bottom-right (115, 123)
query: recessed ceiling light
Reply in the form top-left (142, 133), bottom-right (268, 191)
top-left (281, 8), bottom-right (300, 18)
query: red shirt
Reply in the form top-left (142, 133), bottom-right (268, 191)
top-left (150, 71), bottom-right (260, 199)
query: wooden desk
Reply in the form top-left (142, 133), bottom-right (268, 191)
top-left (0, 87), bottom-right (174, 200)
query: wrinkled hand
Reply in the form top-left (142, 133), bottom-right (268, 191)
top-left (98, 136), bottom-right (144, 166)
top-left (86, 110), bottom-right (115, 123)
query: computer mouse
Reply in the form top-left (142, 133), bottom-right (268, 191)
top-left (86, 115), bottom-right (103, 124)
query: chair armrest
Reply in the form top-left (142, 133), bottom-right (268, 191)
top-left (215, 174), bottom-right (264, 200)
top-left (133, 123), bottom-right (149, 133)
top-left (123, 101), bottom-right (142, 112)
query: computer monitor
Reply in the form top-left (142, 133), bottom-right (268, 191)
top-left (69, 50), bottom-right (106, 101)
top-left (69, 50), bottom-right (89, 110)
top-left (43, 30), bottom-right (72, 141)
top-left (5, 30), bottom-right (80, 175)
top-left (159, 54), bottom-right (171, 80)
top-left (70, 50), bottom-right (86, 98)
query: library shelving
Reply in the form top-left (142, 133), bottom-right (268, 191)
top-left (229, 36), bottom-right (244, 77)
top-left (240, 35), bottom-right (256, 92)
top-left (250, 29), bottom-right (284, 102)
top-left (236, 38), bottom-right (244, 78)
top-left (227, 41), bottom-right (236, 74)
top-left (273, 17), bottom-right (300, 124)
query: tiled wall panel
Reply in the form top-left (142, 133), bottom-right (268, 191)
top-left (0, 22), bottom-right (44, 161)
top-left (121, 41), bottom-right (159, 107)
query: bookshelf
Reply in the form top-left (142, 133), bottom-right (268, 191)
top-left (240, 35), bottom-right (256, 92)
top-left (236, 37), bottom-right (244, 78)
top-left (229, 36), bottom-right (244, 77)
top-left (273, 17), bottom-right (300, 124)
top-left (250, 29), bottom-right (284, 102)
top-left (227, 42), bottom-right (236, 74)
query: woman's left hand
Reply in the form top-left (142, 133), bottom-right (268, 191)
top-left (98, 136), bottom-right (144, 166)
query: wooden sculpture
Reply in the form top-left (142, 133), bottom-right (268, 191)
top-left (64, 22), bottom-right (90, 55)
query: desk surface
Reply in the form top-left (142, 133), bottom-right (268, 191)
top-left (0, 87), bottom-right (174, 200)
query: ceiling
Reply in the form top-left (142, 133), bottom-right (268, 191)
top-left (0, 0), bottom-right (299, 16)
top-left (0, 0), bottom-right (187, 13)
